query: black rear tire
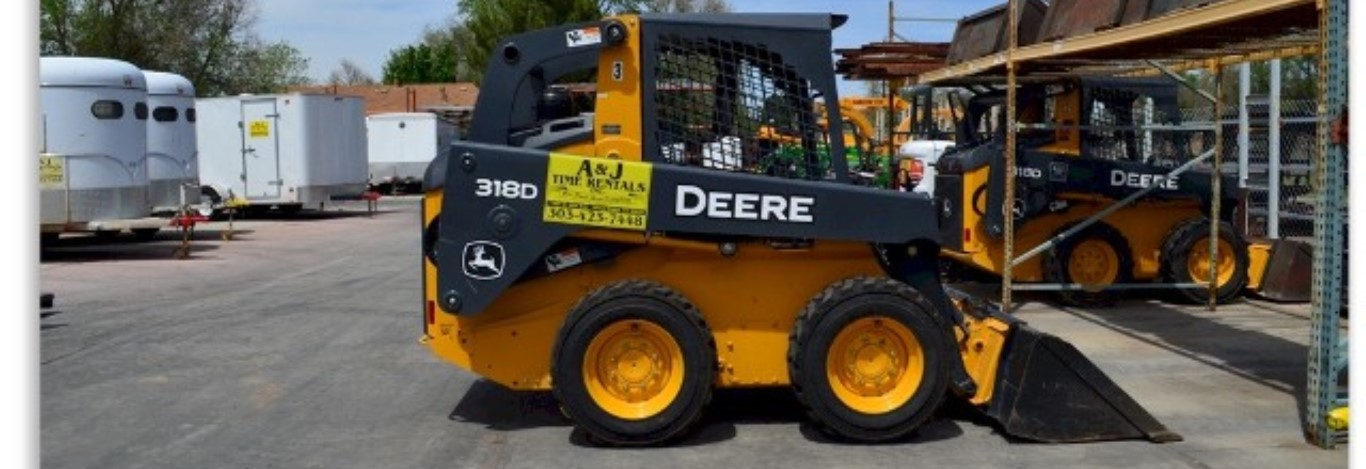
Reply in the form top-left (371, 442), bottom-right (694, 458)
top-left (1042, 222), bottom-right (1134, 308)
top-left (788, 277), bottom-right (950, 443)
top-left (1159, 217), bottom-right (1249, 304)
top-left (550, 280), bottom-right (715, 446)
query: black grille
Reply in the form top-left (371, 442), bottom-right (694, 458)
top-left (651, 33), bottom-right (832, 180)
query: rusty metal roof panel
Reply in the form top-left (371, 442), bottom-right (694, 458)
top-left (1037, 0), bottom-right (1131, 42)
top-left (946, 0), bottom-right (1047, 64)
top-left (835, 42), bottom-right (951, 81)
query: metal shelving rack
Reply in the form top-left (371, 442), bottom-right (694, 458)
top-left (892, 0), bottom-right (1343, 447)
top-left (1304, 0), bottom-right (1348, 448)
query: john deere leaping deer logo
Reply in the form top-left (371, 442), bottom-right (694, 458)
top-left (462, 241), bottom-right (506, 280)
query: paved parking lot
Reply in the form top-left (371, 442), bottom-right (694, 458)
top-left (40, 198), bottom-right (1347, 468)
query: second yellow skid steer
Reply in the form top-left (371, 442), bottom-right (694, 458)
top-left (421, 13), bottom-right (1180, 446)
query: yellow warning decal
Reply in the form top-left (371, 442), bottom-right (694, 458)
top-left (40, 154), bottom-right (65, 188)
top-left (249, 120), bottom-right (270, 138)
top-left (544, 153), bottom-right (651, 231)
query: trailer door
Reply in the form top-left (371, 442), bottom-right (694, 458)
top-left (241, 99), bottom-right (281, 199)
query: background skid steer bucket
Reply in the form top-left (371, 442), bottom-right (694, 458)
top-left (985, 325), bottom-right (1183, 443)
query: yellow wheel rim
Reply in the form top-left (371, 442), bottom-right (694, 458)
top-left (1067, 239), bottom-right (1121, 288)
top-left (1188, 237), bottom-right (1237, 287)
top-left (583, 320), bottom-right (685, 420)
top-left (826, 316), bottom-right (925, 415)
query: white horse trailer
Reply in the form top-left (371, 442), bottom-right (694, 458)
top-left (196, 93), bottom-right (368, 211)
top-left (143, 71), bottom-right (199, 214)
top-left (365, 112), bottom-right (457, 194)
top-left (39, 57), bottom-right (162, 238)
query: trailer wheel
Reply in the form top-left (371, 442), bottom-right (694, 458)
top-left (788, 277), bottom-right (949, 443)
top-left (1043, 222), bottom-right (1134, 308)
top-left (1159, 217), bottom-right (1249, 304)
top-left (551, 280), bottom-right (715, 446)
top-left (200, 186), bottom-right (223, 206)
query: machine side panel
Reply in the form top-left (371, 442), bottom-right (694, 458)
top-left (435, 141), bottom-right (941, 316)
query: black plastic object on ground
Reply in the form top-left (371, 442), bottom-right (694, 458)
top-left (985, 324), bottom-right (1183, 443)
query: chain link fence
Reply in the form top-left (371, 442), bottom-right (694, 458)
top-left (1238, 97), bottom-right (1319, 241)
top-left (1181, 98), bottom-right (1322, 242)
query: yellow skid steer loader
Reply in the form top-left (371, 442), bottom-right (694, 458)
top-left (421, 13), bottom-right (1180, 446)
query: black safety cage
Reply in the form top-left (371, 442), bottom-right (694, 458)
top-left (639, 14), bottom-right (851, 182)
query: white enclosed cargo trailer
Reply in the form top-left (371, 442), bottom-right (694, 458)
top-left (196, 93), bottom-right (368, 210)
top-left (143, 71), bottom-right (198, 213)
top-left (39, 57), bottom-right (163, 238)
top-left (365, 112), bottom-right (457, 193)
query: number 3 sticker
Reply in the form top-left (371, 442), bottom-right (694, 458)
top-left (612, 61), bottom-right (623, 82)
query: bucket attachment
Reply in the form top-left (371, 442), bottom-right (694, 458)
top-left (983, 325), bottom-right (1183, 443)
top-left (1254, 239), bottom-right (1314, 303)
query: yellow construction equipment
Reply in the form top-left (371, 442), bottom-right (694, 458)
top-left (920, 76), bottom-right (1255, 306)
top-left (421, 13), bottom-right (1178, 446)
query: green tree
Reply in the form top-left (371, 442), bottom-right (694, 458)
top-left (378, 0), bottom-right (730, 85)
top-left (379, 16), bottom-right (481, 85)
top-left (1174, 58), bottom-right (1318, 113)
top-left (226, 38), bottom-right (312, 93)
top-left (381, 42), bottom-right (460, 85)
top-left (458, 0), bottom-right (604, 83)
top-left (1249, 57), bottom-right (1318, 101)
top-left (39, 0), bottom-right (312, 95)
top-left (636, 0), bottom-right (730, 13)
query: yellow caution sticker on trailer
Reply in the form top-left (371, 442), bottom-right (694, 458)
top-left (249, 120), bottom-right (270, 138)
top-left (39, 154), bottom-right (64, 188)
top-left (544, 153), bottom-right (651, 231)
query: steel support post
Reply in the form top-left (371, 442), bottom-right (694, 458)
top-left (1239, 64), bottom-right (1251, 190)
top-left (1269, 59), bottom-right (1283, 239)
top-left (1209, 67), bottom-right (1224, 311)
top-left (1001, 0), bottom-right (1019, 312)
top-left (1304, 0), bottom-right (1348, 449)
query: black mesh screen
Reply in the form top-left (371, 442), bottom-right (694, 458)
top-left (651, 33), bottom-right (832, 180)
top-left (1083, 87), bottom-right (1190, 164)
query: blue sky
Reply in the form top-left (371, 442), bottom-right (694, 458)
top-left (256, 0), bottom-right (1001, 94)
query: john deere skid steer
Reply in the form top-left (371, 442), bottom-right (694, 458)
top-left (909, 79), bottom-right (1256, 306)
top-left (421, 13), bottom-right (1179, 446)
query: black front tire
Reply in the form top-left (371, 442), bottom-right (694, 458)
top-left (788, 277), bottom-right (950, 443)
top-left (550, 280), bottom-right (716, 446)
top-left (1159, 217), bottom-right (1250, 304)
